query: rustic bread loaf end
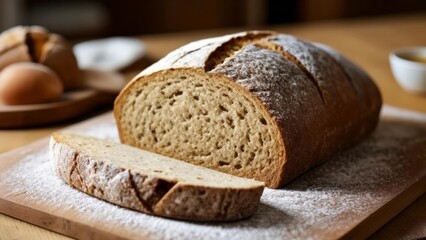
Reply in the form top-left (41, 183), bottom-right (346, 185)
top-left (49, 132), bottom-right (264, 221)
top-left (114, 31), bottom-right (382, 188)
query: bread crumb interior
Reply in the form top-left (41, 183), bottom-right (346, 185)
top-left (120, 70), bottom-right (282, 180)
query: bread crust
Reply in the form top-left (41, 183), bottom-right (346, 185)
top-left (114, 31), bottom-right (382, 188)
top-left (0, 26), bottom-right (31, 70)
top-left (50, 132), bottom-right (264, 221)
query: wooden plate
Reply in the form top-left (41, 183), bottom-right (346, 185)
top-left (0, 70), bottom-right (125, 128)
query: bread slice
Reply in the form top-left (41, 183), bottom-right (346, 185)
top-left (114, 31), bottom-right (382, 188)
top-left (49, 132), bottom-right (264, 221)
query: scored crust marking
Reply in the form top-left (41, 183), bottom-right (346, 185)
top-left (127, 170), bottom-right (153, 212)
top-left (279, 51), bottom-right (325, 103)
top-left (69, 152), bottom-right (89, 192)
top-left (127, 170), bottom-right (177, 212)
top-left (151, 179), bottom-right (177, 206)
top-left (204, 33), bottom-right (325, 103)
top-left (24, 31), bottom-right (37, 62)
top-left (170, 42), bottom-right (216, 65)
top-left (204, 33), bottom-right (273, 71)
top-left (316, 47), bottom-right (360, 96)
top-left (252, 41), bottom-right (326, 103)
top-left (75, 154), bottom-right (90, 192)
top-left (68, 152), bottom-right (78, 189)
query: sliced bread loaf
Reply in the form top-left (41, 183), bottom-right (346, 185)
top-left (49, 132), bottom-right (264, 221)
top-left (114, 31), bottom-right (382, 188)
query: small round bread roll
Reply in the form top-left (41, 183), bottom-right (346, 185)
top-left (0, 62), bottom-right (64, 105)
top-left (39, 34), bottom-right (81, 90)
top-left (0, 26), bottom-right (81, 91)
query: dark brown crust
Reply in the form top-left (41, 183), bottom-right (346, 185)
top-left (49, 133), bottom-right (264, 221)
top-left (114, 31), bottom-right (382, 188)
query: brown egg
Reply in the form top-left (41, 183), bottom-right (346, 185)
top-left (0, 62), bottom-right (64, 105)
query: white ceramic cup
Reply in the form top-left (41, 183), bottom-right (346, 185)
top-left (389, 47), bottom-right (426, 94)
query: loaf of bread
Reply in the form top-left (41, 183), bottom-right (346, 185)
top-left (50, 132), bottom-right (264, 221)
top-left (114, 31), bottom-right (382, 188)
top-left (0, 26), bottom-right (81, 90)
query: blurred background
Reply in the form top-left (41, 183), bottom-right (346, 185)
top-left (1, 0), bottom-right (426, 39)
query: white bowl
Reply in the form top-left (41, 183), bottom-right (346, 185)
top-left (73, 37), bottom-right (145, 71)
top-left (389, 47), bottom-right (426, 94)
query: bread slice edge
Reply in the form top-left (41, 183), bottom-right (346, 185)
top-left (49, 132), bottom-right (264, 221)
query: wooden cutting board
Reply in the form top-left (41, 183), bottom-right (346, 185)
top-left (0, 105), bottom-right (425, 240)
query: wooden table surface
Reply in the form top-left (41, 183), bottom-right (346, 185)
top-left (1, 13), bottom-right (425, 239)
